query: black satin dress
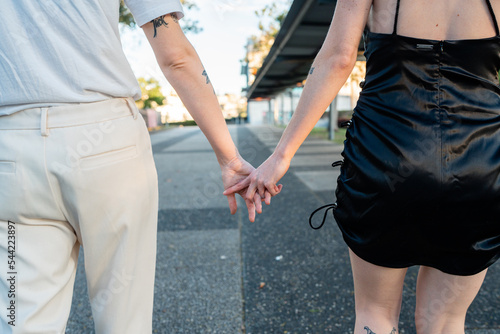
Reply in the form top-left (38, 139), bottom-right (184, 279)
top-left (333, 0), bottom-right (500, 275)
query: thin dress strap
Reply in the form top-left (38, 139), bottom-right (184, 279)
top-left (485, 0), bottom-right (500, 36)
top-left (392, 0), bottom-right (401, 35)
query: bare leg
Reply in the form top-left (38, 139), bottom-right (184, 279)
top-left (415, 266), bottom-right (487, 334)
top-left (349, 249), bottom-right (407, 334)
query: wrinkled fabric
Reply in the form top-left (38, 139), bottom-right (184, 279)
top-left (334, 31), bottom-right (500, 276)
top-left (0, 0), bottom-right (183, 116)
top-left (0, 98), bottom-right (159, 332)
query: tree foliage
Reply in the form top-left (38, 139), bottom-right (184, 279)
top-left (255, 2), bottom-right (289, 39)
top-left (246, 1), bottom-right (292, 84)
top-left (119, 0), bottom-right (202, 33)
top-left (137, 77), bottom-right (166, 109)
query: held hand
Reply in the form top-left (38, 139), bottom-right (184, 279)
top-left (220, 154), bottom-right (270, 222)
top-left (223, 153), bottom-right (288, 213)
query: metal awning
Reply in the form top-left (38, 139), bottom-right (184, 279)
top-left (247, 0), bottom-right (364, 100)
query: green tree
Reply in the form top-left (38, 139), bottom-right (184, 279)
top-left (255, 2), bottom-right (290, 39)
top-left (119, 0), bottom-right (202, 33)
top-left (246, 1), bottom-right (292, 84)
top-left (137, 77), bottom-right (166, 109)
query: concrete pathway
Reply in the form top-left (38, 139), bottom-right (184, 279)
top-left (66, 125), bottom-right (500, 333)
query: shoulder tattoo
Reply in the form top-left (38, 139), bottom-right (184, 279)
top-left (151, 15), bottom-right (169, 38)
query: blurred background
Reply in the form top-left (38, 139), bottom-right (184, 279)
top-left (120, 0), bottom-right (365, 141)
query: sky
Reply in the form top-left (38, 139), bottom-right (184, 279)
top-left (121, 0), bottom-right (282, 96)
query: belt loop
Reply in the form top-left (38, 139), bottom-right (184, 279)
top-left (125, 98), bottom-right (138, 120)
top-left (40, 108), bottom-right (49, 137)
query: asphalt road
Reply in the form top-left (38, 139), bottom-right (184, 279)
top-left (66, 125), bottom-right (500, 334)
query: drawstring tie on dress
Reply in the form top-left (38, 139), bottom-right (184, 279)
top-left (308, 118), bottom-right (352, 230)
top-left (309, 203), bottom-right (337, 230)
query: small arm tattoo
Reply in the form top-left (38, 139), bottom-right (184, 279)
top-left (202, 70), bottom-right (216, 95)
top-left (309, 67), bottom-right (315, 75)
top-left (363, 326), bottom-right (397, 334)
top-left (151, 15), bottom-right (169, 38)
top-left (202, 70), bottom-right (211, 84)
top-left (171, 13), bottom-right (179, 23)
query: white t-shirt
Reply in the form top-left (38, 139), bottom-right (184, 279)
top-left (0, 0), bottom-right (184, 116)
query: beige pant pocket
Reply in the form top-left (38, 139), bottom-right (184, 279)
top-left (79, 145), bottom-right (137, 170)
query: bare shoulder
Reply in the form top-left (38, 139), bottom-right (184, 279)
top-left (493, 0), bottom-right (500, 16)
top-left (333, 0), bottom-right (372, 26)
top-left (336, 0), bottom-right (373, 12)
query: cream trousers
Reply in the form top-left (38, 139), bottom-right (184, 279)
top-left (0, 98), bottom-right (159, 333)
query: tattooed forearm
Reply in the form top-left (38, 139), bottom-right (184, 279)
top-left (151, 15), bottom-right (169, 38)
top-left (201, 69), bottom-right (216, 95)
top-left (309, 67), bottom-right (315, 75)
top-left (363, 326), bottom-right (397, 334)
top-left (364, 327), bottom-right (376, 334)
top-left (202, 70), bottom-right (211, 84)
